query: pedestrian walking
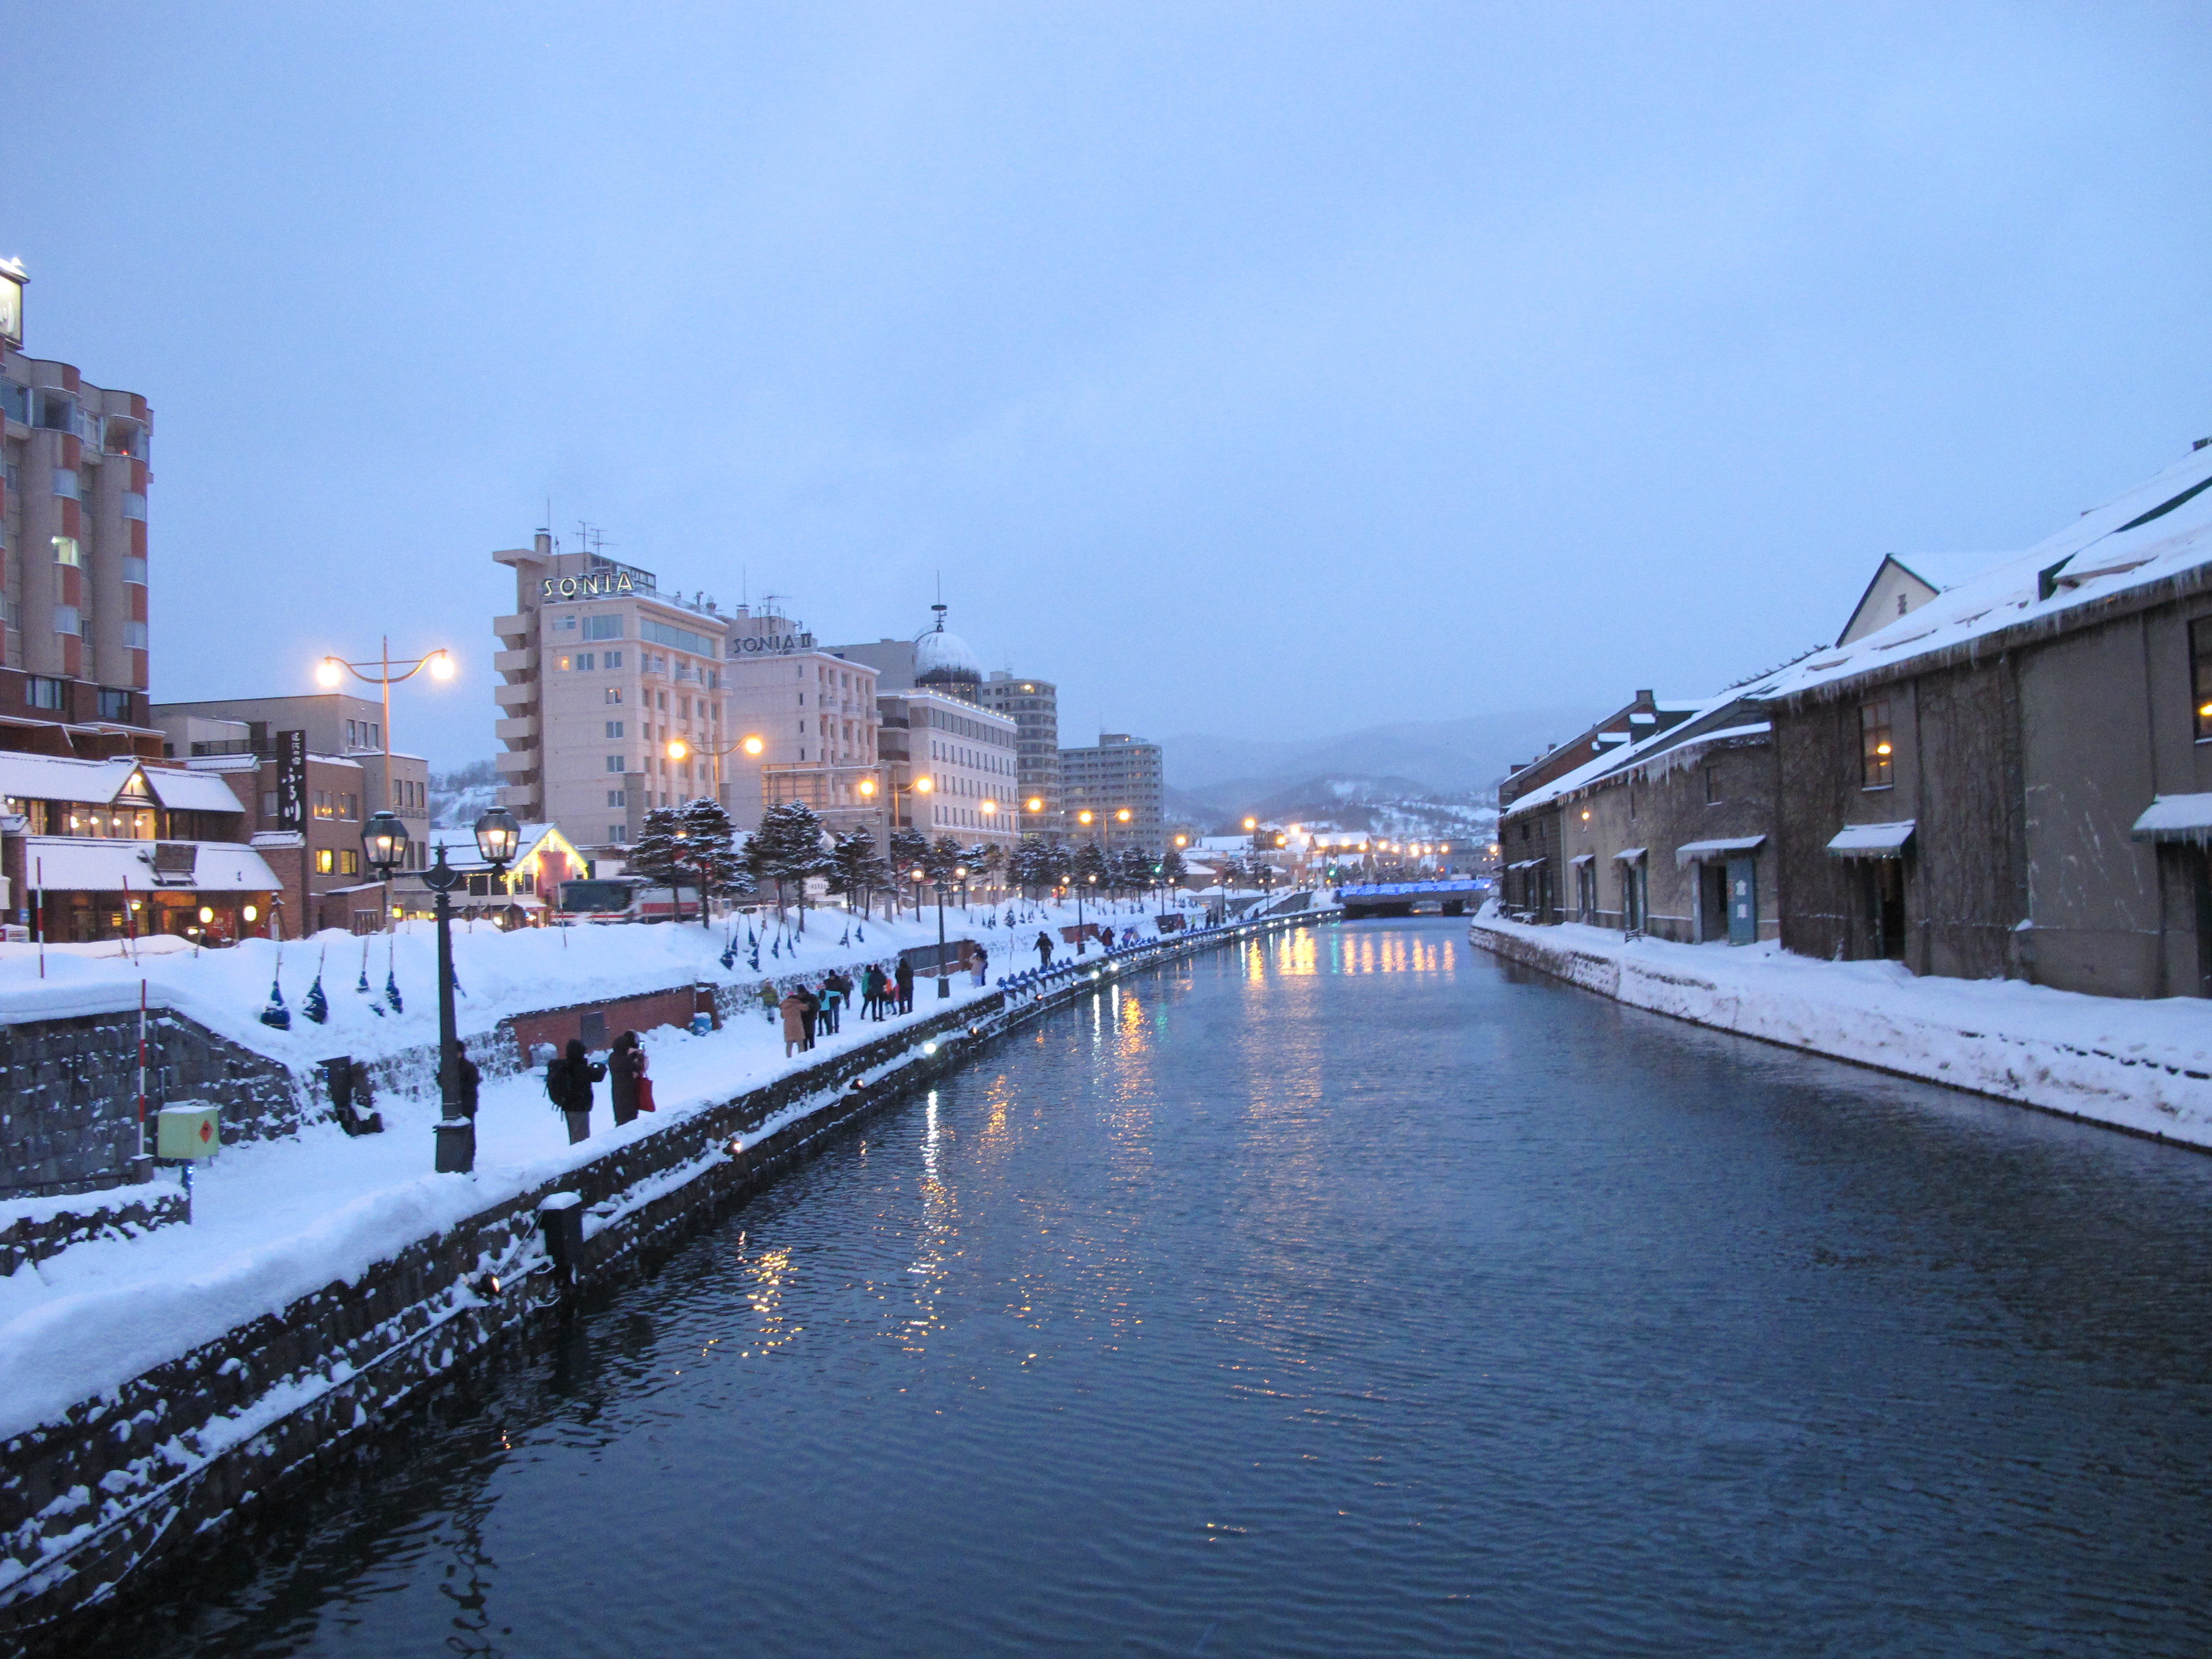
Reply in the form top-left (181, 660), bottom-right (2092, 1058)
top-left (608, 1030), bottom-right (646, 1127)
top-left (453, 1038), bottom-right (481, 1120)
top-left (1036, 931), bottom-right (1053, 968)
top-left (970, 943), bottom-right (989, 987)
top-left (546, 1037), bottom-right (605, 1145)
top-left (860, 963), bottom-right (883, 1021)
top-left (757, 979), bottom-right (780, 1025)
top-left (798, 982), bottom-right (821, 1049)
top-left (780, 988), bottom-right (808, 1057)
top-left (894, 956), bottom-right (914, 1014)
top-left (822, 970), bottom-right (850, 1034)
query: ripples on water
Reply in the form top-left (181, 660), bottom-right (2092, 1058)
top-left (102, 922), bottom-right (2212, 1658)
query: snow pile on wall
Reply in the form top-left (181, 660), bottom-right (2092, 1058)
top-left (1469, 911), bottom-right (2212, 1147)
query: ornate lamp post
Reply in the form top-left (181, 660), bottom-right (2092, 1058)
top-left (665, 731), bottom-right (763, 808)
top-left (368, 806), bottom-right (518, 1175)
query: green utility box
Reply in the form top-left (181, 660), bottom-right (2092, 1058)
top-left (156, 1103), bottom-right (221, 1161)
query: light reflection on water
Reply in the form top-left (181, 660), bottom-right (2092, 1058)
top-left (104, 919), bottom-right (2212, 1659)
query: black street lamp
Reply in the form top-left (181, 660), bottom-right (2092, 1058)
top-left (368, 806), bottom-right (518, 1175)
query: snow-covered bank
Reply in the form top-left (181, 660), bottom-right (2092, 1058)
top-left (0, 895), bottom-right (1195, 1077)
top-left (1469, 910), bottom-right (2212, 1148)
top-left (0, 896), bottom-right (1207, 1443)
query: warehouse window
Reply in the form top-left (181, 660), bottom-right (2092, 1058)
top-left (1860, 700), bottom-right (1894, 789)
top-left (2191, 618), bottom-right (2212, 742)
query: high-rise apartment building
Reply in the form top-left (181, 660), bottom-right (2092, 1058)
top-left (493, 534), bottom-right (736, 850)
top-left (979, 672), bottom-right (1061, 823)
top-left (1059, 733), bottom-right (1165, 852)
top-left (0, 260), bottom-right (155, 754)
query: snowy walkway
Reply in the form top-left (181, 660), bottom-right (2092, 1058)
top-left (0, 897), bottom-right (1193, 1443)
top-left (1469, 910), bottom-right (2212, 1150)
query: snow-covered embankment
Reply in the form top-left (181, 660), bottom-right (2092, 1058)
top-left (1469, 910), bottom-right (2212, 1148)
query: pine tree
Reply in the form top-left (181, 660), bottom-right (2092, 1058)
top-left (1071, 840), bottom-right (1108, 888)
top-left (1112, 845), bottom-right (1154, 898)
top-left (678, 796), bottom-right (751, 925)
top-left (1008, 834), bottom-right (1054, 897)
top-left (924, 834), bottom-right (966, 884)
top-left (825, 826), bottom-right (891, 912)
top-left (1158, 845), bottom-right (1188, 888)
top-left (626, 805), bottom-right (691, 921)
top-left (745, 800), bottom-right (830, 917)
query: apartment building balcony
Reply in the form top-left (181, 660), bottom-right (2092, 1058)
top-left (493, 682), bottom-right (537, 712)
top-left (493, 613), bottom-right (532, 645)
top-left (494, 647), bottom-right (538, 678)
top-left (495, 714), bottom-right (538, 743)
top-left (495, 750), bottom-right (538, 777)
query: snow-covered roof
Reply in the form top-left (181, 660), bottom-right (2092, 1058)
top-left (19, 836), bottom-right (278, 893)
top-left (0, 754), bottom-right (244, 814)
top-left (1891, 552), bottom-right (2012, 592)
top-left (427, 820), bottom-right (566, 869)
top-left (143, 770), bottom-right (250, 815)
top-left (1502, 696), bottom-right (1762, 816)
top-left (914, 620), bottom-right (982, 685)
top-left (1760, 444), bottom-right (2212, 704)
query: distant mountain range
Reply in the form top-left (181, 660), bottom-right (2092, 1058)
top-left (1160, 709), bottom-right (1593, 810)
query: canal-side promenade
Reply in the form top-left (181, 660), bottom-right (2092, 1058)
top-left (1470, 907), bottom-right (2212, 1148)
top-left (0, 904), bottom-right (1319, 1649)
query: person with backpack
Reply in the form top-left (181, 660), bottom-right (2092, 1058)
top-left (546, 1038), bottom-right (606, 1145)
top-left (1036, 931), bottom-right (1054, 968)
top-left (820, 971), bottom-right (848, 1036)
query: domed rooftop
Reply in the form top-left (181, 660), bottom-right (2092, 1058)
top-left (914, 604), bottom-right (982, 692)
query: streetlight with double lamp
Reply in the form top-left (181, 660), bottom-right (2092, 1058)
top-left (365, 806), bottom-right (518, 1175)
top-left (316, 640), bottom-right (455, 873)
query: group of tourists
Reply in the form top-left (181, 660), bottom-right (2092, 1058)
top-left (541, 1028), bottom-right (655, 1144)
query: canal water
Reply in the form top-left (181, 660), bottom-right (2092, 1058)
top-left (107, 920), bottom-right (2212, 1657)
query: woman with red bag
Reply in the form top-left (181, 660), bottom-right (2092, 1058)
top-left (609, 1030), bottom-right (654, 1125)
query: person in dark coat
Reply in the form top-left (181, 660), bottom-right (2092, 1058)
top-left (797, 982), bottom-right (820, 1049)
top-left (453, 1039), bottom-right (481, 1119)
top-left (894, 957), bottom-right (915, 1014)
top-left (970, 943), bottom-right (989, 987)
top-left (608, 1030), bottom-right (646, 1126)
top-left (1036, 931), bottom-right (1054, 968)
top-left (548, 1037), bottom-right (606, 1144)
top-left (863, 964), bottom-right (888, 1021)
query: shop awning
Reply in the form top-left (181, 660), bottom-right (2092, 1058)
top-left (1569, 853), bottom-right (1596, 868)
top-left (1675, 835), bottom-right (1766, 868)
top-left (1826, 821), bottom-right (1916, 858)
top-left (2130, 794), bottom-right (2212, 842)
top-left (1612, 846), bottom-right (1647, 863)
top-left (1506, 857), bottom-right (1547, 871)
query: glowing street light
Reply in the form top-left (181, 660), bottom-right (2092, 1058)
top-left (314, 638), bottom-right (455, 863)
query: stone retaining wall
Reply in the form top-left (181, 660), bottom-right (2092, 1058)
top-left (0, 1009), bottom-right (307, 1202)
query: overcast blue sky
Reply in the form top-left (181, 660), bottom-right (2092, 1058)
top-left (5, 2), bottom-right (2209, 770)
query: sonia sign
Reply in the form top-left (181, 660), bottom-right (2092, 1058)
top-left (540, 569), bottom-right (638, 600)
top-left (730, 633), bottom-right (814, 656)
